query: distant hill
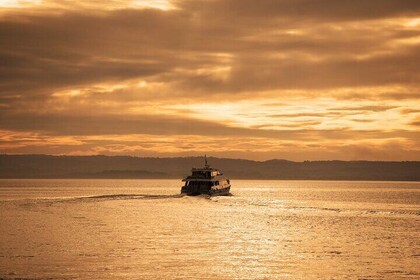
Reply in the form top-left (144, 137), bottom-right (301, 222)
top-left (0, 154), bottom-right (419, 181)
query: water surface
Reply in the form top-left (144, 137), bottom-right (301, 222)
top-left (0, 179), bottom-right (419, 279)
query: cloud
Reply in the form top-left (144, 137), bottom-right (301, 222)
top-left (177, 0), bottom-right (420, 22)
top-left (0, 2), bottom-right (419, 101)
top-left (1, 129), bottom-right (418, 161)
top-left (329, 105), bottom-right (397, 112)
top-left (1, 111), bottom-right (419, 143)
top-left (0, 0), bottom-right (418, 159)
top-left (409, 118), bottom-right (420, 127)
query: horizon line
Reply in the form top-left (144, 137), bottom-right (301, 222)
top-left (1, 153), bottom-right (419, 163)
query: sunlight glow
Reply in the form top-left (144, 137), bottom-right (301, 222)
top-left (131, 0), bottom-right (173, 10)
top-left (0, 0), bottom-right (174, 10)
top-left (405, 17), bottom-right (420, 27)
top-left (0, 0), bottom-right (40, 8)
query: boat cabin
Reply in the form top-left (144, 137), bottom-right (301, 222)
top-left (180, 155), bottom-right (231, 195)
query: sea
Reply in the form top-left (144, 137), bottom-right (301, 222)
top-left (0, 179), bottom-right (419, 279)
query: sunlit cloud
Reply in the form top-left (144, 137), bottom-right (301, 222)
top-left (165, 91), bottom-right (419, 132)
top-left (0, 0), bottom-right (419, 160)
top-left (0, 0), bottom-right (174, 10)
top-left (0, 0), bottom-right (41, 8)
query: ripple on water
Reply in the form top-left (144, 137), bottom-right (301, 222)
top-left (0, 179), bottom-right (419, 279)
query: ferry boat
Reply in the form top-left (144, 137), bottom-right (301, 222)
top-left (181, 156), bottom-right (231, 196)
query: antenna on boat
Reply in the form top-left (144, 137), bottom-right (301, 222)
top-left (204, 154), bottom-right (209, 168)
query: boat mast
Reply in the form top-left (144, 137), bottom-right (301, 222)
top-left (205, 154), bottom-right (209, 169)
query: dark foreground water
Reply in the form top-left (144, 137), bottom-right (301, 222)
top-left (0, 179), bottom-right (419, 279)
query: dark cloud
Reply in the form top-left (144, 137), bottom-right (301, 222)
top-left (1, 111), bottom-right (419, 142)
top-left (269, 112), bottom-right (341, 118)
top-left (0, 2), bottom-right (418, 103)
top-left (349, 119), bottom-right (375, 123)
top-left (0, 10), bottom-right (190, 98)
top-left (177, 0), bottom-right (420, 22)
top-left (400, 108), bottom-right (420, 114)
top-left (0, 111), bottom-right (325, 139)
top-left (409, 119), bottom-right (420, 126)
top-left (329, 105), bottom-right (397, 112)
top-left (0, 1), bottom-right (418, 159)
top-left (177, 46), bottom-right (420, 92)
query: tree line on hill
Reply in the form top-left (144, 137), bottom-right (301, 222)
top-left (0, 154), bottom-right (419, 181)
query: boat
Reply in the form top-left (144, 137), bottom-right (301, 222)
top-left (181, 155), bottom-right (231, 196)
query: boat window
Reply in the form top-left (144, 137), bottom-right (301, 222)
top-left (192, 171), bottom-right (210, 178)
top-left (187, 181), bottom-right (213, 187)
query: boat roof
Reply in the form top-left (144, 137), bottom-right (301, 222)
top-left (182, 176), bottom-right (229, 182)
top-left (191, 167), bottom-right (219, 172)
top-left (182, 155), bottom-right (228, 181)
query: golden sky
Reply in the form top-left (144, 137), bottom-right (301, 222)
top-left (0, 0), bottom-right (419, 160)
